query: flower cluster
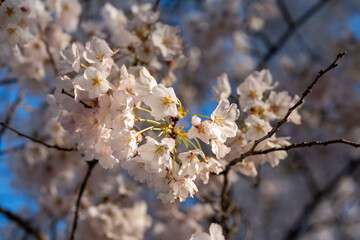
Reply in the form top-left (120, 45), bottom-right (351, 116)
top-left (212, 70), bottom-right (301, 176)
top-left (190, 223), bottom-right (225, 240)
top-left (0, 0), bottom-right (81, 93)
top-left (77, 202), bottom-right (151, 240)
top-left (51, 36), bottom-right (237, 203)
top-left (85, 2), bottom-right (184, 86)
top-left (50, 28), bottom-right (303, 202)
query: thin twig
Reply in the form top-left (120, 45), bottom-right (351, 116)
top-left (0, 205), bottom-right (48, 240)
top-left (197, 193), bottom-right (229, 217)
top-left (0, 78), bottom-right (17, 85)
top-left (70, 160), bottom-right (98, 240)
top-left (225, 52), bottom-right (346, 172)
top-left (292, 153), bottom-right (319, 193)
top-left (61, 89), bottom-right (93, 109)
top-left (257, 0), bottom-right (333, 69)
top-left (152, 0), bottom-right (161, 12)
top-left (41, 27), bottom-right (59, 76)
top-left (282, 158), bottom-right (360, 240)
top-left (251, 139), bottom-right (360, 156)
top-left (0, 90), bottom-right (24, 140)
top-left (0, 122), bottom-right (76, 152)
top-left (0, 144), bottom-right (24, 156)
top-left (278, 0), bottom-right (294, 26)
top-left (227, 206), bottom-right (242, 239)
top-left (220, 172), bottom-right (230, 236)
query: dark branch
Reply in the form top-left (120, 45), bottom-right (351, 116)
top-left (257, 0), bottom-right (333, 69)
top-left (0, 144), bottom-right (24, 156)
top-left (0, 90), bottom-right (24, 140)
top-left (220, 172), bottom-right (230, 235)
top-left (282, 159), bottom-right (360, 240)
top-left (61, 89), bottom-right (93, 109)
top-left (251, 139), bottom-right (360, 156)
top-left (0, 122), bottom-right (76, 152)
top-left (152, 0), bottom-right (161, 12)
top-left (70, 160), bottom-right (98, 240)
top-left (278, 0), bottom-right (294, 26)
top-left (0, 78), bottom-right (17, 85)
top-left (225, 52), bottom-right (346, 172)
top-left (0, 206), bottom-right (47, 240)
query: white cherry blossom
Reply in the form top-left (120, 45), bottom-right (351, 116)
top-left (143, 84), bottom-right (178, 120)
top-left (58, 42), bottom-right (80, 74)
top-left (152, 23), bottom-right (183, 59)
top-left (187, 120), bottom-right (216, 144)
top-left (83, 36), bottom-right (115, 65)
top-left (211, 99), bottom-right (240, 142)
top-left (190, 223), bottom-right (225, 240)
top-left (212, 73), bottom-right (231, 101)
top-left (245, 115), bottom-right (272, 141)
top-left (74, 66), bottom-right (110, 99)
top-left (110, 129), bottom-right (138, 161)
top-left (137, 137), bottom-right (175, 173)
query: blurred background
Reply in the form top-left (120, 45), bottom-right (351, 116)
top-left (1, 0), bottom-right (360, 239)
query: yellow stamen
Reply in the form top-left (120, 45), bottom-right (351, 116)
top-left (154, 145), bottom-right (166, 157)
top-left (161, 96), bottom-right (175, 106)
top-left (6, 7), bottom-right (15, 17)
top-left (93, 76), bottom-right (101, 85)
top-left (7, 28), bottom-right (16, 35)
top-left (248, 90), bottom-right (257, 99)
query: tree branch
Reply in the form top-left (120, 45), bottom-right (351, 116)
top-left (225, 52), bottom-right (346, 172)
top-left (282, 158), bottom-right (360, 240)
top-left (0, 90), bottom-right (24, 140)
top-left (257, 0), bottom-right (333, 69)
top-left (0, 205), bottom-right (48, 240)
top-left (277, 0), bottom-right (294, 26)
top-left (70, 160), bottom-right (98, 240)
top-left (251, 139), bottom-right (360, 156)
top-left (61, 89), bottom-right (93, 109)
top-left (0, 144), bottom-right (24, 156)
top-left (152, 0), bottom-right (161, 12)
top-left (0, 78), bottom-right (17, 85)
top-left (0, 122), bottom-right (76, 152)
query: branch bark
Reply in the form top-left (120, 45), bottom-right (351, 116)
top-left (0, 206), bottom-right (48, 240)
top-left (0, 90), bottom-right (24, 140)
top-left (69, 160), bottom-right (98, 240)
top-left (251, 139), bottom-right (360, 156)
top-left (257, 0), bottom-right (333, 69)
top-left (225, 52), bottom-right (346, 172)
top-left (0, 122), bottom-right (76, 152)
top-left (282, 158), bottom-right (360, 240)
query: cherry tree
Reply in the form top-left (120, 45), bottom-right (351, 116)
top-left (0, 0), bottom-right (359, 240)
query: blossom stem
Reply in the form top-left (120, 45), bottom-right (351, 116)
top-left (134, 106), bottom-right (151, 113)
top-left (156, 131), bottom-right (163, 140)
top-left (137, 126), bottom-right (155, 134)
top-left (137, 118), bottom-right (162, 126)
top-left (179, 135), bottom-right (191, 150)
top-left (229, 94), bottom-right (238, 100)
top-left (172, 148), bottom-right (177, 173)
top-left (194, 137), bottom-right (202, 151)
top-left (179, 118), bottom-right (192, 129)
top-left (187, 113), bottom-right (210, 119)
top-left (80, 63), bottom-right (87, 69)
top-left (186, 138), bottom-right (199, 150)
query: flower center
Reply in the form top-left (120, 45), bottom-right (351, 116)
top-left (248, 90), bottom-right (257, 99)
top-left (161, 96), bottom-right (175, 106)
top-left (215, 117), bottom-right (226, 126)
top-left (7, 28), bottom-right (16, 35)
top-left (154, 145), bottom-right (166, 157)
top-left (6, 7), bottom-right (15, 17)
top-left (93, 76), bottom-right (102, 85)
